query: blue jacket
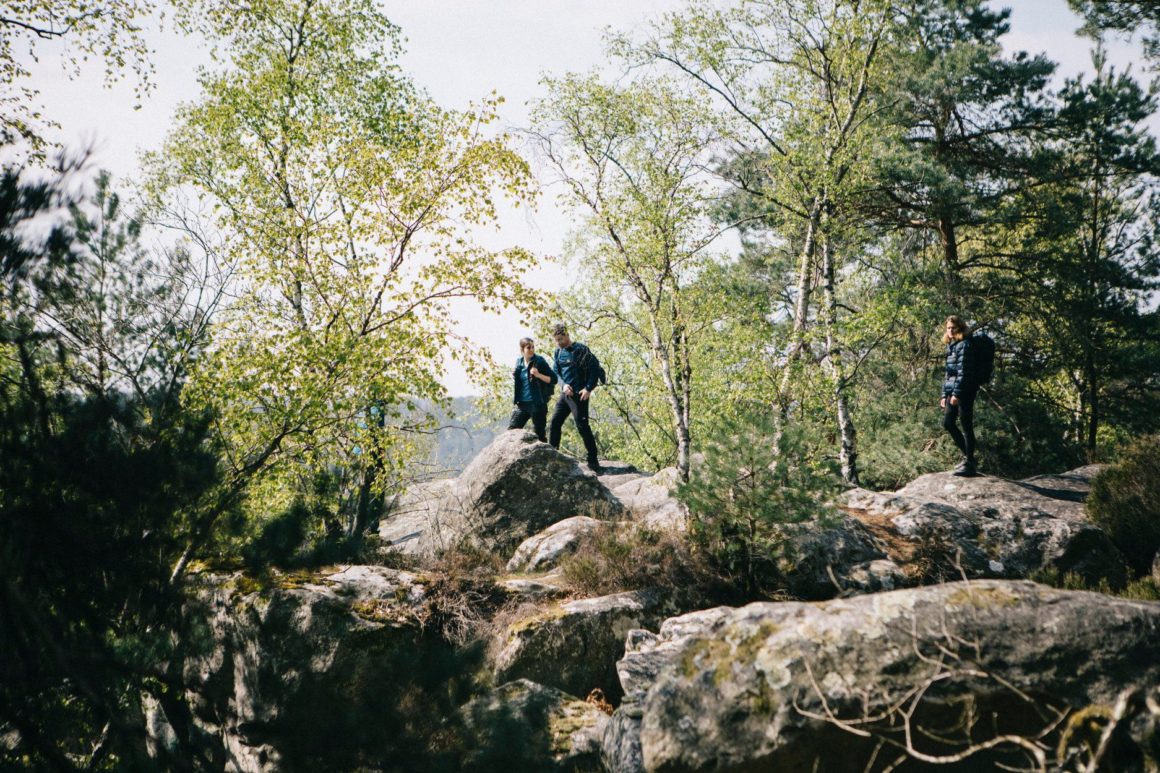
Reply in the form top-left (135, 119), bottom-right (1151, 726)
top-left (512, 354), bottom-right (556, 407)
top-left (943, 338), bottom-right (978, 397)
top-left (554, 342), bottom-right (598, 392)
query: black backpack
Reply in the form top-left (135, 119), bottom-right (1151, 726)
top-left (581, 346), bottom-right (607, 387)
top-left (969, 333), bottom-right (995, 385)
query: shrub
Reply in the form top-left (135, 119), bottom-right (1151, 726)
top-left (1086, 434), bottom-right (1160, 577)
top-left (557, 524), bottom-right (723, 603)
top-left (677, 414), bottom-right (842, 599)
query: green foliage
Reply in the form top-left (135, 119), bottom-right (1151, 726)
top-left (0, 163), bottom-right (228, 768)
top-left (1087, 433), bottom-right (1160, 577)
top-left (678, 412), bottom-right (842, 598)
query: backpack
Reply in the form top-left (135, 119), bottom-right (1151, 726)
top-left (581, 346), bottom-right (607, 387)
top-left (969, 333), bottom-right (995, 385)
top-left (516, 355), bottom-right (555, 402)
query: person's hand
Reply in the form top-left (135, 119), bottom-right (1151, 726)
top-left (580, 388), bottom-right (591, 401)
top-left (949, 395), bottom-right (959, 406)
top-left (530, 366), bottom-right (540, 379)
top-left (939, 397), bottom-right (946, 409)
top-left (563, 384), bottom-right (574, 397)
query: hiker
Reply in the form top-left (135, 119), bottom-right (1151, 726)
top-left (548, 323), bottom-right (602, 472)
top-left (509, 337), bottom-right (556, 442)
top-left (941, 315), bottom-right (982, 476)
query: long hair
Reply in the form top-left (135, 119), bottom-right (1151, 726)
top-left (943, 315), bottom-right (969, 344)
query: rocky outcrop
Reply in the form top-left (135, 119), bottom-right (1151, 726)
top-left (459, 679), bottom-right (608, 772)
top-left (161, 567), bottom-right (462, 772)
top-left (607, 580), bottom-right (1160, 772)
top-left (379, 431), bottom-right (625, 558)
top-left (492, 590), bottom-right (669, 705)
top-left (843, 466), bottom-right (1126, 587)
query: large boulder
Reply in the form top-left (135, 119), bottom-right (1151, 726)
top-left (842, 466), bottom-right (1127, 586)
top-left (458, 679), bottom-right (608, 772)
top-left (612, 468), bottom-right (688, 531)
top-left (379, 430), bottom-right (625, 558)
top-left (492, 590), bottom-right (669, 704)
top-left (163, 567), bottom-right (466, 772)
top-left (609, 580), bottom-right (1160, 772)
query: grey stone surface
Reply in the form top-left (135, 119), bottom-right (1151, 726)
top-left (608, 580), bottom-right (1160, 772)
top-left (459, 679), bottom-right (608, 772)
top-left (378, 430), bottom-right (624, 558)
top-left (492, 590), bottom-right (669, 704)
top-left (506, 516), bottom-right (607, 573)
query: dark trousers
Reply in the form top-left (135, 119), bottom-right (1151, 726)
top-left (509, 402), bottom-right (547, 442)
top-left (549, 393), bottom-right (599, 464)
top-left (943, 392), bottom-right (977, 461)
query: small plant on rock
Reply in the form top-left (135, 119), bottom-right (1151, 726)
top-left (677, 414), bottom-right (842, 599)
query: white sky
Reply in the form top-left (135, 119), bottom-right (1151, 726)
top-left (28, 0), bottom-right (1152, 395)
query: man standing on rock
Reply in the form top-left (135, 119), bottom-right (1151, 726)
top-left (549, 323), bottom-right (602, 473)
top-left (941, 315), bottom-right (982, 477)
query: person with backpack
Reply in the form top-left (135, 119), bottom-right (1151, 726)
top-left (940, 315), bottom-right (994, 477)
top-left (548, 322), bottom-right (604, 473)
top-left (508, 337), bottom-right (556, 442)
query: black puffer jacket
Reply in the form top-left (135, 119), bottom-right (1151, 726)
top-left (943, 338), bottom-right (978, 397)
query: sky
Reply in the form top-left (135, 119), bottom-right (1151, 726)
top-left (27, 0), bottom-right (1153, 395)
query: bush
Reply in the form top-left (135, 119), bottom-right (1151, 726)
top-left (1086, 434), bottom-right (1160, 577)
top-left (677, 414), bottom-right (842, 600)
top-left (558, 524), bottom-right (723, 603)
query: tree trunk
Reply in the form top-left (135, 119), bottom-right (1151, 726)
top-left (821, 235), bottom-right (859, 485)
top-left (649, 314), bottom-right (691, 483)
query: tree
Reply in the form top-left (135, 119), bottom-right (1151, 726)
top-left (1069, 0), bottom-right (1160, 64)
top-left (1009, 52), bottom-right (1160, 458)
top-left (0, 0), bottom-right (154, 154)
top-left (530, 73), bottom-right (731, 481)
top-left (148, 0), bottom-right (537, 577)
top-left (0, 162), bottom-right (226, 769)
top-left (616, 0), bottom-right (898, 483)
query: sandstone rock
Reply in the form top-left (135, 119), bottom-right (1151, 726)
top-left (493, 590), bottom-right (668, 704)
top-left (379, 430), bottom-right (625, 558)
top-left (842, 466), bottom-right (1126, 586)
top-left (613, 467), bottom-right (688, 531)
top-left (607, 580), bottom-right (1160, 772)
top-left (595, 462), bottom-right (648, 490)
top-left (777, 515), bottom-right (889, 599)
top-left (459, 679), bottom-right (608, 772)
top-left (506, 516), bottom-right (607, 573)
top-left (173, 567), bottom-right (457, 772)
top-left (498, 571), bottom-right (571, 601)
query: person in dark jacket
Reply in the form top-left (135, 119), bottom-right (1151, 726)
top-left (509, 337), bottom-right (556, 442)
top-left (941, 315), bottom-right (980, 476)
top-left (548, 323), bottom-right (602, 472)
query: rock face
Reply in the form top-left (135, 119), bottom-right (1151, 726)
top-left (165, 567), bottom-right (462, 773)
top-left (493, 590), bottom-right (669, 704)
top-left (607, 580), bottom-right (1160, 772)
top-left (842, 466), bottom-right (1126, 587)
top-left (506, 516), bottom-right (607, 573)
top-left (459, 679), bottom-right (608, 772)
top-left (611, 468), bottom-right (688, 531)
top-left (379, 430), bottom-right (625, 558)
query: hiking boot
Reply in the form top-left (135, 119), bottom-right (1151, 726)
top-left (952, 458), bottom-right (978, 477)
top-left (587, 460), bottom-right (604, 474)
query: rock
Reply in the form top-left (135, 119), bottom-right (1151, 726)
top-left (492, 590), bottom-right (668, 704)
top-left (613, 467), bottom-right (688, 531)
top-left (778, 515), bottom-right (890, 599)
top-left (379, 431), bottom-right (625, 558)
top-left (459, 679), bottom-right (608, 772)
top-left (842, 466), bottom-right (1127, 587)
top-left (594, 461), bottom-right (648, 490)
top-left (611, 580), bottom-right (1160, 772)
top-left (498, 571), bottom-right (571, 601)
top-left (506, 516), bottom-right (606, 573)
top-left (173, 567), bottom-right (463, 772)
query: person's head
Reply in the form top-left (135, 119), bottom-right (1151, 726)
top-left (519, 337), bottom-right (535, 356)
top-left (552, 322), bottom-right (571, 348)
top-left (943, 315), bottom-right (969, 344)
